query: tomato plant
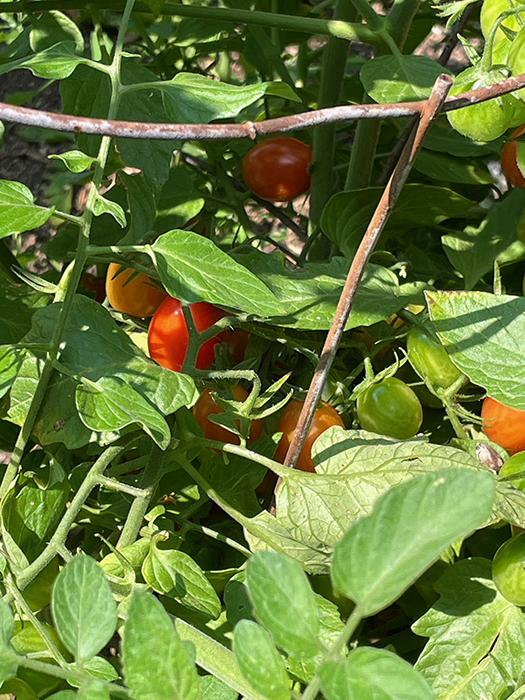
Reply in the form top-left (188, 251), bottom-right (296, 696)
top-left (106, 263), bottom-right (167, 317)
top-left (482, 396), bottom-right (525, 455)
top-left (492, 532), bottom-right (525, 606)
top-left (192, 385), bottom-right (263, 444)
top-left (501, 124), bottom-right (525, 188)
top-left (356, 377), bottom-right (423, 440)
top-left (242, 137), bottom-right (313, 201)
top-left (273, 398), bottom-right (345, 472)
top-left (148, 297), bottom-right (232, 372)
top-left (407, 325), bottom-right (464, 390)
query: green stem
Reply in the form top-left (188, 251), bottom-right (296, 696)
top-left (0, 0), bottom-right (136, 501)
top-left (6, 575), bottom-right (69, 667)
top-left (116, 444), bottom-right (166, 549)
top-left (308, 0), bottom-right (357, 261)
top-left (1, 0), bottom-right (384, 45)
top-left (301, 603), bottom-right (365, 700)
top-left (481, 7), bottom-right (525, 72)
top-left (170, 513), bottom-right (251, 558)
top-left (14, 445), bottom-right (124, 590)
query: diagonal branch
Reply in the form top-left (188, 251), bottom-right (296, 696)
top-left (281, 73), bottom-right (454, 470)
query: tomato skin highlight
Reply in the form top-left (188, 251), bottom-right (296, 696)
top-left (406, 326), bottom-right (464, 389)
top-left (356, 377), bottom-right (423, 440)
top-left (482, 396), bottom-right (525, 455)
top-left (106, 263), bottom-right (167, 318)
top-left (192, 385), bottom-right (263, 444)
top-left (274, 398), bottom-right (345, 472)
top-left (501, 124), bottom-right (525, 188)
top-left (492, 532), bottom-right (525, 606)
top-left (243, 137), bottom-right (313, 201)
top-left (148, 297), bottom-right (230, 372)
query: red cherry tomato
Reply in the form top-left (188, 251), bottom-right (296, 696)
top-left (224, 329), bottom-right (250, 364)
top-left (501, 124), bottom-right (525, 188)
top-left (82, 272), bottom-right (106, 303)
top-left (192, 385), bottom-right (263, 444)
top-left (148, 297), bottom-right (230, 372)
top-left (242, 137), bottom-right (313, 201)
top-left (273, 399), bottom-right (345, 472)
top-left (482, 396), bottom-right (525, 455)
top-left (106, 263), bottom-right (167, 318)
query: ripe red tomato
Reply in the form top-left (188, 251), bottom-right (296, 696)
top-left (273, 399), bottom-right (345, 472)
top-left (501, 124), bottom-right (525, 188)
top-left (192, 385), bottom-right (263, 444)
top-left (224, 329), bottom-right (250, 364)
top-left (148, 297), bottom-right (231, 372)
top-left (106, 263), bottom-right (167, 318)
top-left (82, 271), bottom-right (106, 303)
top-left (242, 137), bottom-right (313, 201)
top-left (482, 396), bottom-right (525, 454)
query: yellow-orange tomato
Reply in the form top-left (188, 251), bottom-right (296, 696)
top-left (482, 396), bottom-right (525, 454)
top-left (501, 124), bottom-right (525, 188)
top-left (192, 385), bottom-right (263, 444)
top-left (106, 263), bottom-right (167, 317)
top-left (274, 399), bottom-right (345, 472)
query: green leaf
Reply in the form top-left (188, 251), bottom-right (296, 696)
top-left (153, 167), bottom-right (204, 236)
top-left (322, 185), bottom-right (474, 260)
top-left (77, 681), bottom-right (110, 700)
top-left (142, 542), bottom-right (221, 619)
top-left (319, 647), bottom-right (433, 700)
top-left (8, 296), bottom-right (198, 448)
top-left (0, 348), bottom-right (25, 400)
top-left (122, 589), bottom-right (200, 700)
top-left (0, 601), bottom-right (17, 684)
top-left (360, 55), bottom-right (451, 102)
top-left (0, 180), bottom-right (52, 239)
top-left (233, 249), bottom-right (423, 330)
top-left (93, 192), bottom-right (127, 228)
top-left (52, 554), bottom-right (118, 663)
top-left (442, 189), bottom-right (525, 289)
top-left (117, 62), bottom-right (180, 187)
top-left (76, 376), bottom-right (171, 449)
top-left (414, 149), bottom-right (494, 185)
top-left (118, 171), bottom-right (159, 245)
top-left (424, 116), bottom-right (495, 157)
top-left (427, 290), bottom-right (525, 409)
top-left (151, 229), bottom-right (285, 316)
top-left (233, 620), bottom-right (291, 700)
top-left (0, 41), bottom-right (96, 80)
top-left (49, 150), bottom-right (95, 173)
top-left (30, 11), bottom-right (84, 52)
top-left (413, 558), bottom-right (525, 698)
top-left (331, 469), bottom-right (495, 616)
top-left (199, 676), bottom-right (238, 700)
top-left (2, 454), bottom-right (69, 560)
top-left (246, 551), bottom-right (319, 658)
top-left (156, 74), bottom-right (295, 123)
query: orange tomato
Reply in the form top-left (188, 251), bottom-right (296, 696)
top-left (501, 124), bottom-right (525, 188)
top-left (192, 385), bottom-right (263, 444)
top-left (274, 399), bottom-right (345, 472)
top-left (106, 263), bottom-right (167, 317)
top-left (482, 396), bottom-right (525, 454)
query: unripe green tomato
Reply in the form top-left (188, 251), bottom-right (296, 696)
top-left (356, 377), bottom-right (423, 440)
top-left (499, 451), bottom-right (525, 491)
top-left (492, 532), bottom-right (525, 606)
top-left (447, 66), bottom-right (513, 142)
top-left (406, 326), bottom-right (464, 390)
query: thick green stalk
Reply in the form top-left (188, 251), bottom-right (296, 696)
top-left (308, 0), bottom-right (357, 261)
top-left (116, 444), bottom-right (166, 549)
top-left (0, 0), bottom-right (384, 45)
top-left (0, 0), bottom-right (136, 501)
top-left (344, 0), bottom-right (420, 190)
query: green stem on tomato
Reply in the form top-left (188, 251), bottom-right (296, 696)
top-left (308, 0), bottom-right (357, 262)
top-left (0, 0), bottom-right (136, 501)
top-left (116, 443), bottom-right (166, 549)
